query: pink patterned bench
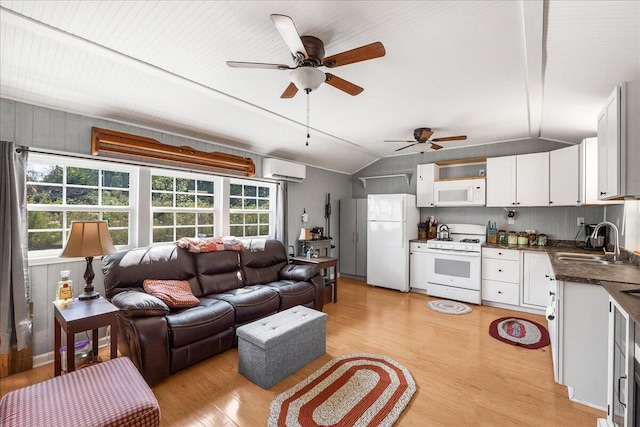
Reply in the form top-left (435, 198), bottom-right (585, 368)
top-left (0, 357), bottom-right (160, 427)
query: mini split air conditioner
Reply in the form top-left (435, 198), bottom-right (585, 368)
top-left (262, 158), bottom-right (306, 182)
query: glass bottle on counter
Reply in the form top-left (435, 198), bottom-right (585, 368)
top-left (57, 270), bottom-right (73, 303)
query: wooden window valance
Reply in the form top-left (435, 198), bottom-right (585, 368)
top-left (91, 127), bottom-right (255, 177)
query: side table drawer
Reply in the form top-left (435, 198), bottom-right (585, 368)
top-left (482, 279), bottom-right (519, 305)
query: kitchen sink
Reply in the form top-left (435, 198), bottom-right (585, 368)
top-left (555, 256), bottom-right (612, 265)
top-left (554, 252), bottom-right (607, 260)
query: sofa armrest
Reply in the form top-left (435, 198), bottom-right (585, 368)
top-left (111, 291), bottom-right (170, 318)
top-left (279, 264), bottom-right (320, 282)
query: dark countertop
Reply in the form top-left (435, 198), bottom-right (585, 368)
top-left (601, 281), bottom-right (640, 325)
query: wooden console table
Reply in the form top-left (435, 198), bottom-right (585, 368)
top-left (53, 297), bottom-right (119, 376)
top-left (291, 256), bottom-right (339, 304)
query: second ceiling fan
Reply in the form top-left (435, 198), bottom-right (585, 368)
top-left (227, 14), bottom-right (385, 98)
top-left (385, 128), bottom-right (468, 151)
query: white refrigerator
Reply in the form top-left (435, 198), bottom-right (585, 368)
top-left (366, 193), bottom-right (420, 292)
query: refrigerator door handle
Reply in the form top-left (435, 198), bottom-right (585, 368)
top-left (402, 224), bottom-right (406, 248)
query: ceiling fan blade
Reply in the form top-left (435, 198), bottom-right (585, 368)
top-left (324, 73), bottom-right (363, 96)
top-left (226, 61), bottom-right (292, 70)
top-left (431, 135), bottom-right (467, 142)
top-left (419, 129), bottom-right (434, 141)
top-left (430, 143), bottom-right (444, 150)
top-left (322, 42), bottom-right (386, 68)
top-left (384, 140), bottom-right (414, 143)
top-left (395, 142), bottom-right (419, 152)
top-left (281, 82), bottom-right (298, 99)
top-left (270, 14), bottom-right (308, 59)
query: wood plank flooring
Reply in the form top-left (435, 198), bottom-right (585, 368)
top-left (1, 277), bottom-right (605, 426)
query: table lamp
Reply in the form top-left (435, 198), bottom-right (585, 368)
top-left (60, 221), bottom-right (116, 301)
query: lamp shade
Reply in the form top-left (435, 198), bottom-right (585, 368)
top-left (290, 67), bottom-right (325, 92)
top-left (60, 221), bottom-right (116, 258)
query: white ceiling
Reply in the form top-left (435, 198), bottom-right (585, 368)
top-left (1, 1), bottom-right (639, 174)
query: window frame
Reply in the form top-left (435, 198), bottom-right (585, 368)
top-left (227, 178), bottom-right (277, 239)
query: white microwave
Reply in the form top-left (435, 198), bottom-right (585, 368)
top-left (433, 178), bottom-right (486, 207)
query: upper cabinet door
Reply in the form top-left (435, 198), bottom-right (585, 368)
top-left (550, 145), bottom-right (580, 206)
top-left (516, 152), bottom-right (549, 206)
top-left (416, 163), bottom-right (437, 207)
top-left (598, 85), bottom-right (620, 200)
top-left (486, 156), bottom-right (516, 207)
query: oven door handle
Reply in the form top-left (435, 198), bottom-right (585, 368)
top-left (426, 249), bottom-right (480, 257)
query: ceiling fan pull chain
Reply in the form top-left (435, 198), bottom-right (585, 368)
top-left (306, 89), bottom-right (311, 146)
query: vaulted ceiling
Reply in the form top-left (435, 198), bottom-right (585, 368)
top-left (1, 1), bottom-right (639, 174)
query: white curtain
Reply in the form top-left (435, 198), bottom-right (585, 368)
top-left (275, 180), bottom-right (288, 246)
top-left (0, 142), bottom-right (31, 354)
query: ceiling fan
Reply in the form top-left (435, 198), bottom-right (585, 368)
top-left (385, 128), bottom-right (468, 152)
top-left (226, 14), bottom-right (386, 98)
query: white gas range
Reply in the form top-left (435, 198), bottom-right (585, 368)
top-left (425, 224), bottom-right (486, 304)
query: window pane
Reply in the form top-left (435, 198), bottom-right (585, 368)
top-left (246, 225), bottom-right (258, 236)
top-left (243, 186), bottom-right (256, 197)
top-left (197, 195), bottom-right (213, 208)
top-left (176, 227), bottom-right (195, 239)
top-left (176, 178), bottom-right (195, 193)
top-left (176, 193), bottom-right (195, 208)
top-left (245, 213), bottom-right (258, 224)
top-left (230, 226), bottom-right (243, 236)
top-left (154, 212), bottom-right (174, 226)
top-left (27, 185), bottom-right (62, 204)
top-left (102, 171), bottom-right (130, 189)
top-left (103, 212), bottom-right (129, 227)
top-left (258, 199), bottom-right (269, 209)
top-left (230, 197), bottom-right (242, 209)
top-left (66, 211), bottom-right (100, 226)
top-left (197, 227), bottom-right (213, 238)
top-left (230, 184), bottom-right (242, 196)
top-left (153, 228), bottom-right (174, 243)
top-left (197, 181), bottom-right (214, 194)
top-left (152, 192), bottom-right (173, 207)
top-left (67, 187), bottom-right (99, 205)
top-left (259, 213), bottom-right (269, 224)
top-left (67, 167), bottom-right (98, 186)
top-left (28, 231), bottom-right (63, 251)
top-left (259, 225), bottom-right (269, 236)
top-left (258, 187), bottom-right (269, 198)
top-left (110, 229), bottom-right (129, 246)
top-left (102, 189), bottom-right (129, 206)
top-left (245, 198), bottom-right (257, 209)
top-left (197, 212), bottom-right (214, 224)
top-left (27, 163), bottom-right (63, 184)
top-left (230, 213), bottom-right (243, 224)
top-left (176, 212), bottom-right (196, 226)
top-left (28, 211), bottom-right (62, 229)
top-left (152, 175), bottom-right (173, 191)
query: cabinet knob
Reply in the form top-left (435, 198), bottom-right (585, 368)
top-left (600, 191), bottom-right (606, 195)
top-left (498, 269), bottom-right (503, 272)
top-left (549, 291), bottom-right (555, 296)
top-left (549, 201), bottom-right (553, 204)
top-left (498, 291), bottom-right (503, 294)
top-left (544, 274), bottom-right (549, 278)
top-left (498, 252), bottom-right (502, 255)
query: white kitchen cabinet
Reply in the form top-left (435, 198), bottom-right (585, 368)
top-left (597, 80), bottom-right (640, 200)
top-left (409, 242), bottom-right (428, 291)
top-left (481, 248), bottom-right (520, 306)
top-left (558, 281), bottom-right (609, 410)
top-left (549, 144), bottom-right (581, 206)
top-left (416, 163), bottom-right (438, 207)
top-left (522, 252), bottom-right (552, 308)
top-left (581, 138), bottom-right (622, 206)
top-left (486, 152), bottom-right (549, 207)
top-left (339, 198), bottom-right (367, 277)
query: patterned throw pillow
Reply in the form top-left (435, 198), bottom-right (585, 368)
top-left (142, 279), bottom-right (200, 308)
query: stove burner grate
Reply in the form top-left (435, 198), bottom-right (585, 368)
top-left (460, 238), bottom-right (481, 243)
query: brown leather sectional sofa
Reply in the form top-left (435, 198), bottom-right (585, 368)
top-left (102, 239), bottom-right (324, 386)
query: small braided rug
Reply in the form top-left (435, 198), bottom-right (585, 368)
top-left (489, 316), bottom-right (550, 349)
top-left (268, 354), bottom-right (416, 427)
top-left (427, 299), bottom-right (472, 315)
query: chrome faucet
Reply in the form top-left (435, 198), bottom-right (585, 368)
top-left (591, 221), bottom-right (621, 263)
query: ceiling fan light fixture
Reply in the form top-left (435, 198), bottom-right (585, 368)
top-left (290, 67), bottom-right (325, 92)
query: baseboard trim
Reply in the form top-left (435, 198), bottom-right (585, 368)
top-left (33, 336), bottom-right (111, 368)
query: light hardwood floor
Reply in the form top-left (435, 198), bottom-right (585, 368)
top-left (1, 277), bottom-right (605, 426)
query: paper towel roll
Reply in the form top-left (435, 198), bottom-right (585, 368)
top-left (546, 306), bottom-right (555, 321)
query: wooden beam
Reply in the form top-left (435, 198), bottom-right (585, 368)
top-left (91, 127), bottom-right (255, 177)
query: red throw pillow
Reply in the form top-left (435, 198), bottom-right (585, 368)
top-left (142, 279), bottom-right (200, 308)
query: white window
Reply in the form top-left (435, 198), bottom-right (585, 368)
top-left (26, 154), bottom-right (137, 259)
top-left (229, 179), bottom-right (276, 238)
top-left (150, 170), bottom-right (220, 243)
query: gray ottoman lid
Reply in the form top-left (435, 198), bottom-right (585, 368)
top-left (236, 306), bottom-right (327, 349)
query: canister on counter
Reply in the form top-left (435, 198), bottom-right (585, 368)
top-left (528, 232), bottom-right (537, 245)
top-left (517, 232), bottom-right (528, 245)
top-left (537, 234), bottom-right (548, 246)
top-left (507, 231), bottom-right (518, 245)
top-left (498, 230), bottom-right (508, 244)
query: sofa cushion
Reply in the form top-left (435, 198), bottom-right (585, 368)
top-left (211, 286), bottom-right (280, 324)
top-left (193, 250), bottom-right (244, 295)
top-left (111, 291), bottom-right (170, 317)
top-left (143, 279), bottom-right (200, 309)
top-left (240, 240), bottom-right (288, 286)
top-left (165, 299), bottom-right (235, 348)
top-left (266, 280), bottom-right (317, 310)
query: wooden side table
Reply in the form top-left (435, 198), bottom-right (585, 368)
top-left (53, 297), bottom-right (119, 376)
top-left (291, 256), bottom-right (339, 304)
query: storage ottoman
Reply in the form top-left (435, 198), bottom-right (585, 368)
top-left (236, 305), bottom-right (328, 389)
top-left (0, 357), bottom-right (160, 427)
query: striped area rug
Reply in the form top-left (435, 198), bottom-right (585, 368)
top-left (268, 354), bottom-right (416, 427)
